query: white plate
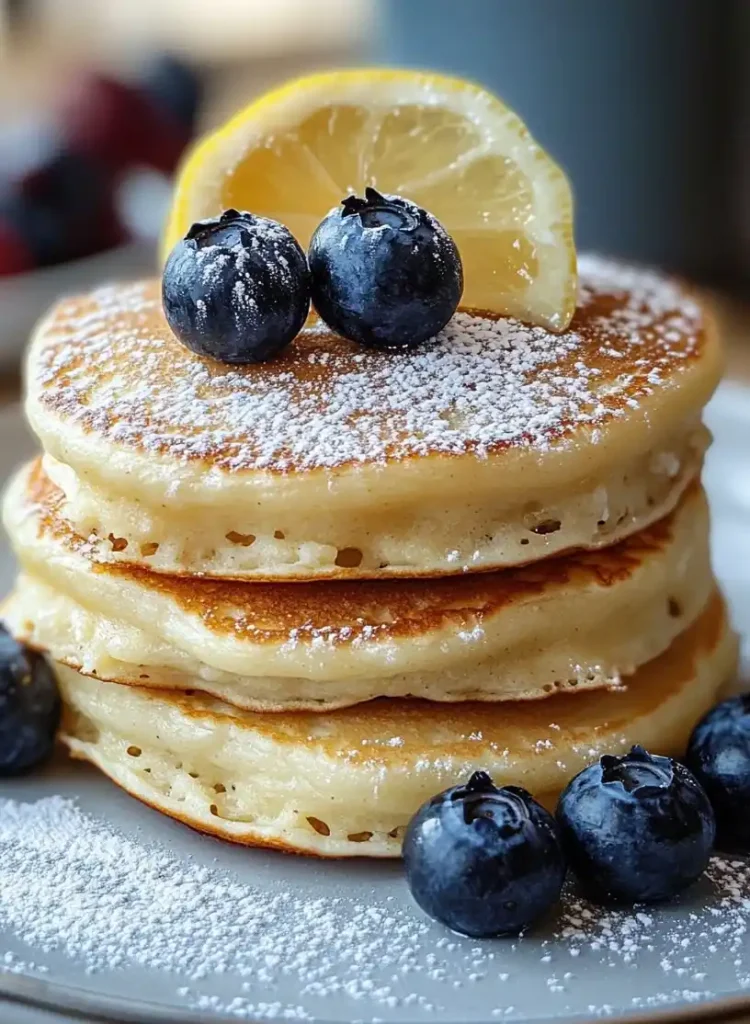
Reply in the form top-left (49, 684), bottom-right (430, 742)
top-left (0, 386), bottom-right (748, 1024)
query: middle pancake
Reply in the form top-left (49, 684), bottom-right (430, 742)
top-left (4, 460), bottom-right (713, 712)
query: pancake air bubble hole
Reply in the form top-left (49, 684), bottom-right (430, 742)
top-left (107, 534), bottom-right (128, 552)
top-left (306, 817), bottom-right (331, 836)
top-left (335, 547), bottom-right (363, 568)
top-left (213, 783), bottom-right (226, 793)
top-left (126, 745), bottom-right (142, 757)
top-left (274, 530), bottom-right (286, 540)
top-left (668, 597), bottom-right (682, 618)
top-left (209, 804), bottom-right (219, 816)
top-left (226, 531), bottom-right (256, 547)
top-left (347, 831), bottom-right (373, 843)
top-left (140, 542), bottom-right (159, 557)
top-left (531, 519), bottom-right (562, 536)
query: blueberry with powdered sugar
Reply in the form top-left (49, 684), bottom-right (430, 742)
top-left (162, 209), bottom-right (310, 364)
top-left (309, 188), bottom-right (463, 350)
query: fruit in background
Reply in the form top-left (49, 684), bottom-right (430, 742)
top-left (60, 72), bottom-right (157, 172)
top-left (556, 746), bottom-right (715, 904)
top-left (140, 54), bottom-right (202, 133)
top-left (0, 55), bottom-right (202, 277)
top-left (0, 219), bottom-right (34, 276)
top-left (19, 150), bottom-right (124, 264)
top-left (309, 188), bottom-right (463, 349)
top-left (403, 772), bottom-right (566, 937)
top-left (163, 69), bottom-right (577, 332)
top-left (60, 72), bottom-right (188, 176)
top-left (686, 695), bottom-right (750, 851)
top-left (162, 210), bottom-right (311, 364)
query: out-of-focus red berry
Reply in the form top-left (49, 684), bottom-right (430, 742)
top-left (0, 220), bottom-right (34, 276)
top-left (60, 72), bottom-right (189, 175)
top-left (61, 73), bottom-right (152, 171)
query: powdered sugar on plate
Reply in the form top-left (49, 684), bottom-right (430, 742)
top-left (1, 792), bottom-right (749, 1022)
top-left (34, 255), bottom-right (705, 473)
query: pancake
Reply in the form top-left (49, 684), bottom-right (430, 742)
top-left (4, 462), bottom-right (714, 709)
top-left (25, 255), bottom-right (720, 581)
top-left (56, 592), bottom-right (737, 858)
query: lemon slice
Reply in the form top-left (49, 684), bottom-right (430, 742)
top-left (163, 69), bottom-right (576, 332)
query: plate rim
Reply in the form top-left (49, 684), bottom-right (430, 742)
top-left (2, 966), bottom-right (750, 1024)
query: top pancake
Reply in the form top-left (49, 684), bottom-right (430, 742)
top-left (24, 255), bottom-right (721, 579)
top-left (28, 254), bottom-right (716, 471)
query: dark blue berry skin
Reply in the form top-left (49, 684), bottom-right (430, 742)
top-left (140, 54), bottom-right (202, 131)
top-left (309, 188), bottom-right (463, 350)
top-left (0, 626), bottom-right (60, 775)
top-left (557, 746), bottom-right (715, 904)
top-left (6, 150), bottom-right (118, 267)
top-left (686, 696), bottom-right (750, 850)
top-left (403, 772), bottom-right (566, 937)
top-left (162, 209), bottom-right (310, 365)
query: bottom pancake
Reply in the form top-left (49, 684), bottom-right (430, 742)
top-left (58, 592), bottom-right (737, 858)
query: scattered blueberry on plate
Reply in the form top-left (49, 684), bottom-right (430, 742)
top-left (403, 771), bottom-right (566, 937)
top-left (556, 745), bottom-right (715, 904)
top-left (0, 625), bottom-right (60, 775)
top-left (162, 209), bottom-right (311, 364)
top-left (686, 695), bottom-right (750, 850)
top-left (309, 187), bottom-right (463, 350)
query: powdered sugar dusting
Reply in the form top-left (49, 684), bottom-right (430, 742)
top-left (192, 216), bottom-right (300, 334)
top-left (34, 255), bottom-right (704, 473)
top-left (1, 793), bottom-right (750, 1021)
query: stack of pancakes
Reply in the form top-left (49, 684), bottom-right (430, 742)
top-left (2, 254), bottom-right (737, 857)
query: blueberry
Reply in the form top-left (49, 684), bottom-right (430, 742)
top-left (139, 53), bottom-right (202, 132)
top-left (0, 626), bottom-right (60, 774)
top-left (17, 150), bottom-right (122, 264)
top-left (557, 745), bottom-right (715, 904)
top-left (308, 188), bottom-right (463, 350)
top-left (686, 696), bottom-right (750, 850)
top-left (403, 771), bottom-right (566, 937)
top-left (162, 209), bottom-right (310, 364)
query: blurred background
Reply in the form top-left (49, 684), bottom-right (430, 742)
top-left (0, 0), bottom-right (747, 371)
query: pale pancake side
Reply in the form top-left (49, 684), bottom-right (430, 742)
top-left (42, 423), bottom-right (708, 580)
top-left (58, 593), bottom-right (737, 857)
top-left (4, 463), bottom-right (714, 699)
top-left (25, 256), bottom-right (722, 578)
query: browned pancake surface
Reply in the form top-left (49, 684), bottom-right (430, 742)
top-left (79, 591), bottom-right (727, 760)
